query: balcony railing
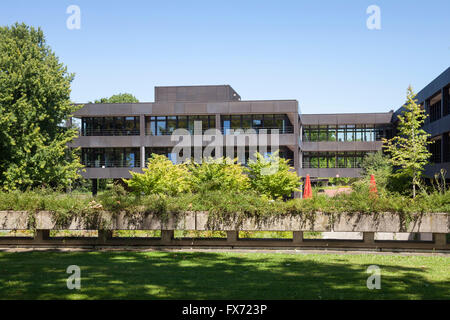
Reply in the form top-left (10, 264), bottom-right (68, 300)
top-left (82, 160), bottom-right (141, 168)
top-left (221, 127), bottom-right (294, 135)
top-left (81, 129), bottom-right (140, 136)
top-left (146, 128), bottom-right (216, 136)
top-left (302, 163), bottom-right (362, 169)
top-left (144, 127), bottom-right (295, 135)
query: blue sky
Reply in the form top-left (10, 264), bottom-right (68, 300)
top-left (1, 0), bottom-right (449, 113)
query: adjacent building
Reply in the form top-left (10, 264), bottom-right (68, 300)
top-left (393, 67), bottom-right (450, 179)
top-left (70, 67), bottom-right (450, 191)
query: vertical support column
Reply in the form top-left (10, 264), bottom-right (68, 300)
top-left (97, 230), bottom-right (112, 244)
top-left (34, 229), bottom-right (50, 243)
top-left (363, 232), bottom-right (375, 245)
top-left (424, 99), bottom-right (430, 125)
top-left (227, 231), bottom-right (239, 244)
top-left (140, 115), bottom-right (146, 136)
top-left (293, 231), bottom-right (303, 244)
top-left (444, 86), bottom-right (450, 116)
top-left (161, 230), bottom-right (174, 244)
top-left (215, 114), bottom-right (223, 158)
top-left (434, 233), bottom-right (447, 247)
top-left (91, 179), bottom-right (98, 196)
top-left (140, 115), bottom-right (146, 168)
top-left (215, 114), bottom-right (221, 131)
top-left (140, 146), bottom-right (145, 168)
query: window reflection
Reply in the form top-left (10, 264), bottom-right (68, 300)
top-left (302, 124), bottom-right (389, 142)
top-left (302, 152), bottom-right (370, 168)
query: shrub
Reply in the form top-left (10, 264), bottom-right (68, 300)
top-left (124, 154), bottom-right (191, 196)
top-left (186, 157), bottom-right (250, 193)
top-left (354, 151), bottom-right (393, 192)
top-left (246, 152), bottom-right (300, 199)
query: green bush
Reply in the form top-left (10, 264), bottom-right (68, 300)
top-left (186, 157), bottom-right (250, 193)
top-left (124, 154), bottom-right (191, 196)
top-left (246, 152), bottom-right (301, 199)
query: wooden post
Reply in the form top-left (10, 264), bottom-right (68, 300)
top-left (363, 232), bottom-right (375, 244)
top-left (34, 229), bottom-right (50, 242)
top-left (434, 233), bottom-right (447, 247)
top-left (97, 230), bottom-right (112, 244)
top-left (293, 231), bottom-right (303, 244)
top-left (161, 230), bottom-right (174, 244)
top-left (227, 231), bottom-right (238, 244)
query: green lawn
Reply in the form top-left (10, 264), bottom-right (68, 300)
top-left (0, 251), bottom-right (448, 300)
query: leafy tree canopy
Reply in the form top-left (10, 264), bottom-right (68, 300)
top-left (92, 93), bottom-right (139, 104)
top-left (0, 23), bottom-right (82, 190)
top-left (382, 86), bottom-right (432, 197)
top-left (246, 151), bottom-right (301, 199)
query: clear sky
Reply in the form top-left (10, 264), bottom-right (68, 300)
top-left (1, 0), bottom-right (449, 113)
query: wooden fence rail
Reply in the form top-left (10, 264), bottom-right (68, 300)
top-left (0, 211), bottom-right (448, 251)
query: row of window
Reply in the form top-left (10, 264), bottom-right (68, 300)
top-left (80, 146), bottom-right (294, 167)
top-left (79, 114), bottom-right (294, 136)
top-left (302, 152), bottom-right (372, 168)
top-left (427, 87), bottom-right (450, 122)
top-left (81, 117), bottom-right (139, 136)
top-left (145, 146), bottom-right (294, 165)
top-left (302, 125), bottom-right (390, 142)
top-left (145, 115), bottom-right (216, 135)
top-left (429, 101), bottom-right (442, 123)
top-left (81, 148), bottom-right (140, 168)
top-left (429, 132), bottom-right (450, 164)
top-left (221, 114), bottom-right (293, 134)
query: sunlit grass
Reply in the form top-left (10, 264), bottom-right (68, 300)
top-left (0, 251), bottom-right (448, 300)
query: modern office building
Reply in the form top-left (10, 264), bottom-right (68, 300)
top-left (70, 67), bottom-right (450, 190)
top-left (70, 85), bottom-right (301, 190)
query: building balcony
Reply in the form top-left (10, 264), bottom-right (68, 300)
top-left (81, 129), bottom-right (140, 136)
top-left (81, 160), bottom-right (141, 168)
top-left (299, 168), bottom-right (362, 178)
top-left (80, 167), bottom-right (142, 179)
top-left (300, 141), bottom-right (384, 152)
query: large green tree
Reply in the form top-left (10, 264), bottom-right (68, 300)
top-left (0, 23), bottom-right (82, 190)
top-left (92, 93), bottom-right (139, 103)
top-left (382, 86), bottom-right (432, 197)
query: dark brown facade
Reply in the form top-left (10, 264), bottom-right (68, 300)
top-left (71, 67), bottom-right (449, 182)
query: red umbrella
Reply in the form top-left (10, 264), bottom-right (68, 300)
top-left (369, 174), bottom-right (378, 196)
top-left (304, 174), bottom-right (312, 199)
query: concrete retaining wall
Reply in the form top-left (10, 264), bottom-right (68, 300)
top-left (0, 211), bottom-right (448, 233)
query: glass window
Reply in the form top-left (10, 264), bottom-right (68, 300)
top-left (337, 126), bottom-right (345, 142)
top-left (178, 116), bottom-right (187, 130)
top-left (318, 125), bottom-right (328, 141)
top-left (231, 115), bottom-right (241, 129)
top-left (355, 125), bottom-right (363, 141)
top-left (242, 115), bottom-right (252, 129)
top-left (275, 115), bottom-right (285, 133)
top-left (167, 116), bottom-right (177, 134)
top-left (209, 116), bottom-right (216, 129)
top-left (310, 126), bottom-right (319, 141)
top-left (263, 114), bottom-right (274, 129)
top-left (346, 125), bottom-right (355, 142)
top-left (328, 154), bottom-right (336, 168)
top-left (310, 156), bottom-right (319, 168)
top-left (319, 154), bottom-right (327, 168)
top-left (222, 116), bottom-right (231, 134)
top-left (156, 116), bottom-right (166, 135)
top-left (252, 115), bottom-right (263, 131)
top-left (328, 127), bottom-right (336, 141)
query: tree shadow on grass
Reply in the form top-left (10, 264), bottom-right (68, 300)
top-left (0, 250), bottom-right (448, 300)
